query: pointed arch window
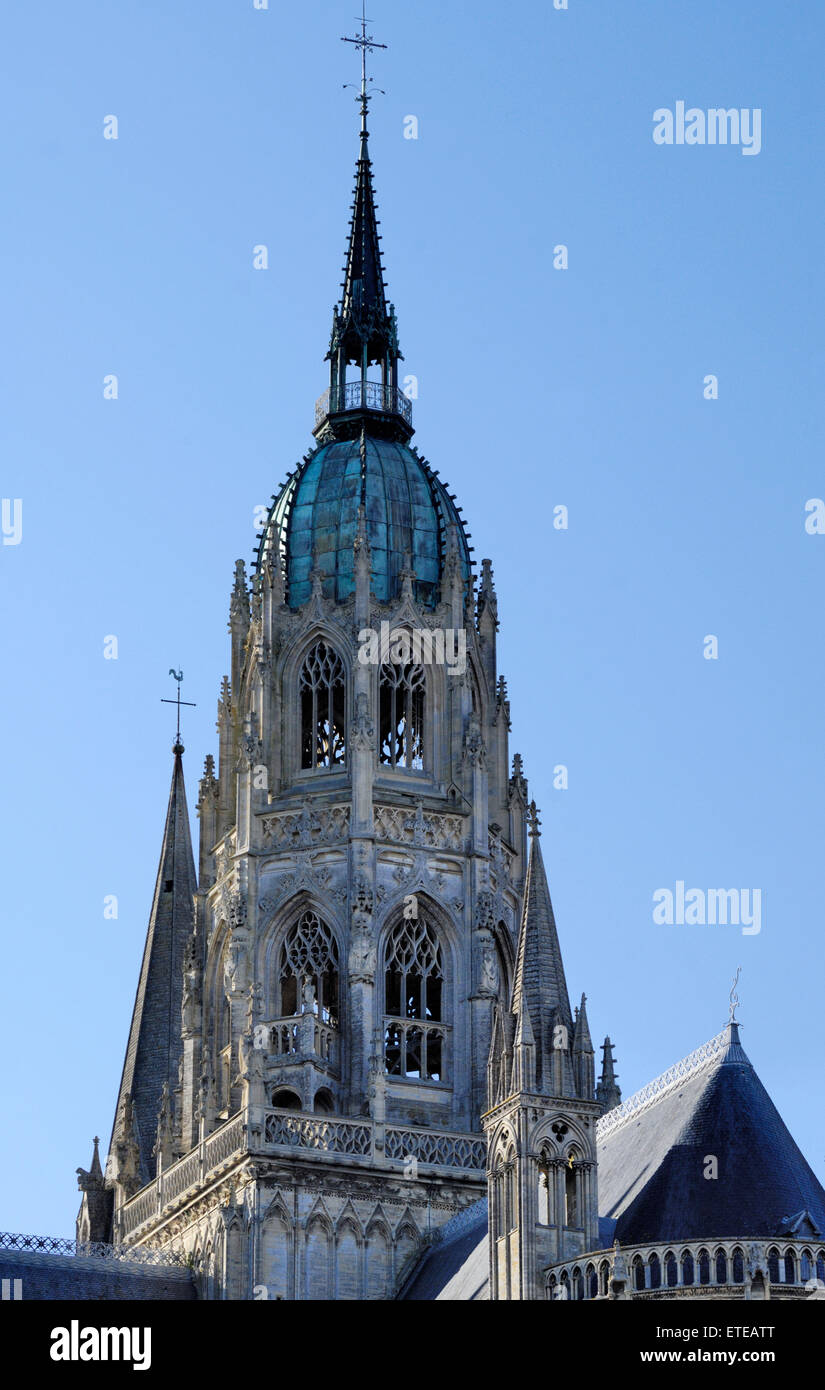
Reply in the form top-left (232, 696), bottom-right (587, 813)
top-left (383, 912), bottom-right (445, 1079)
top-left (300, 642), bottom-right (346, 770)
top-left (379, 661), bottom-right (425, 769)
top-left (279, 910), bottom-right (339, 1025)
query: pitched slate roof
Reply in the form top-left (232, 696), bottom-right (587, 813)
top-left (597, 1022), bottom-right (825, 1245)
top-left (109, 747), bottom-right (197, 1184)
top-left (400, 1200), bottom-right (489, 1301)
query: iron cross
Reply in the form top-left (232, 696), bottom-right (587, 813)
top-left (342, 2), bottom-right (386, 120)
top-left (161, 668), bottom-right (196, 745)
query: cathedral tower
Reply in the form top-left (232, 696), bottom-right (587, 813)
top-left (91, 18), bottom-right (544, 1300)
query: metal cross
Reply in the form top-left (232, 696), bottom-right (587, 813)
top-left (342, 1), bottom-right (386, 123)
top-left (728, 966), bottom-right (742, 1024)
top-left (161, 668), bottom-right (196, 746)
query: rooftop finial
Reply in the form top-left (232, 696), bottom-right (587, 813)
top-left (728, 965), bottom-right (742, 1025)
top-left (527, 800), bottom-right (541, 838)
top-left (161, 668), bottom-right (196, 754)
top-left (342, 1), bottom-right (387, 135)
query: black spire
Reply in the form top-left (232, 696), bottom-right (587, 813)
top-left (315, 6), bottom-right (411, 443)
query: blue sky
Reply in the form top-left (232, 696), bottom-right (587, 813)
top-left (1, 0), bottom-right (823, 1236)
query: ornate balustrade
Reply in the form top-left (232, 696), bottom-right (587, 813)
top-left (121, 1185), bottom-right (158, 1237)
top-left (263, 1110), bottom-right (372, 1157)
top-left (0, 1230), bottom-right (187, 1267)
top-left (384, 1125), bottom-right (486, 1172)
top-left (546, 1238), bottom-right (825, 1300)
top-left (262, 1108), bottom-right (485, 1174)
top-left (314, 380), bottom-right (413, 428)
top-left (120, 1111), bottom-right (247, 1239)
top-left (260, 1014), bottom-right (338, 1067)
top-left (119, 1107), bottom-right (485, 1240)
top-left (204, 1113), bottom-right (245, 1172)
top-left (597, 1030), bottom-right (728, 1140)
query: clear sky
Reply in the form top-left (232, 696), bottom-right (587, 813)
top-left (1, 0), bottom-right (823, 1237)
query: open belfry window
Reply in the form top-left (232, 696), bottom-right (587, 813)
top-left (279, 910), bottom-right (339, 1025)
top-left (378, 660), bottom-right (425, 769)
top-left (383, 912), bottom-right (445, 1080)
top-left (300, 641), bottom-right (346, 770)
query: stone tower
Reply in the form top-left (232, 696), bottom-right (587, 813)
top-left (91, 43), bottom-right (540, 1300)
top-left (483, 805), bottom-right (601, 1300)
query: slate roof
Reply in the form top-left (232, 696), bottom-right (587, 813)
top-left (109, 747), bottom-right (197, 1184)
top-left (597, 1022), bottom-right (825, 1245)
top-left (402, 1023), bottom-right (825, 1298)
top-left (401, 1200), bottom-right (489, 1301)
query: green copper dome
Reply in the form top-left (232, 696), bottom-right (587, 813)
top-left (257, 436), bottom-right (472, 609)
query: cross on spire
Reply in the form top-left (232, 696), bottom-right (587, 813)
top-left (161, 668), bottom-right (196, 753)
top-left (341, 2), bottom-right (387, 132)
top-left (728, 965), bottom-right (742, 1025)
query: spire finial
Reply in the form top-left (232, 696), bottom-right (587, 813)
top-left (527, 800), bottom-right (541, 838)
top-left (161, 669), bottom-right (196, 754)
top-left (342, 2), bottom-right (387, 135)
top-left (728, 966), bottom-right (742, 1024)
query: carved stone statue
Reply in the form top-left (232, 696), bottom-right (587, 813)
top-left (480, 939), bottom-right (500, 997)
top-left (351, 691), bottom-right (375, 750)
top-left (349, 926), bottom-right (377, 981)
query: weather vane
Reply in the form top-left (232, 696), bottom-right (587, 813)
top-left (728, 966), bottom-right (742, 1025)
top-left (342, 1), bottom-right (386, 126)
top-left (161, 668), bottom-right (196, 749)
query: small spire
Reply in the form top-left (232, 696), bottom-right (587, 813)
top-left (596, 1036), bottom-right (622, 1115)
top-left (510, 826), bottom-right (575, 1096)
top-left (573, 995), bottom-right (593, 1052)
top-left (108, 738), bottom-right (197, 1183)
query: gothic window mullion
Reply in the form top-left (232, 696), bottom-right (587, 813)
top-left (311, 684), bottom-right (319, 769)
top-left (404, 683), bottom-right (412, 767)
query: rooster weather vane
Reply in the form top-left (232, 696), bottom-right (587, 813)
top-left (161, 669), bottom-right (196, 749)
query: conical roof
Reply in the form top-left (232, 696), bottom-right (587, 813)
top-left (597, 1023), bottom-right (825, 1244)
top-left (511, 820), bottom-right (574, 1092)
top-left (109, 747), bottom-right (197, 1183)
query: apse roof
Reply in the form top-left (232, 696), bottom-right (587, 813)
top-left (597, 1022), bottom-right (825, 1245)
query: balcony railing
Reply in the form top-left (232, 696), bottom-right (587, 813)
top-left (314, 380), bottom-right (413, 428)
top-left (118, 1107), bottom-right (485, 1239)
top-left (261, 1014), bottom-right (338, 1067)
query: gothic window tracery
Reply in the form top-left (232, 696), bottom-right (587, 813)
top-left (300, 642), bottom-right (347, 770)
top-left (379, 661), bottom-right (425, 769)
top-left (383, 913), bottom-right (444, 1079)
top-left (278, 910), bottom-right (339, 1025)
